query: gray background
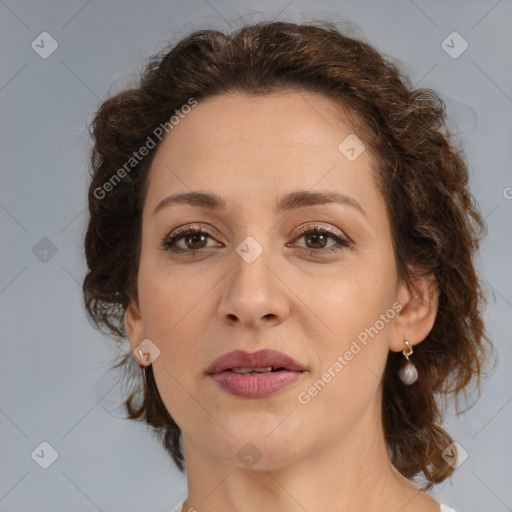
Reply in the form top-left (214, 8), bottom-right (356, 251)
top-left (1, 1), bottom-right (511, 511)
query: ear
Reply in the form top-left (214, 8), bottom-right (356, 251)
top-left (389, 271), bottom-right (439, 352)
top-left (125, 299), bottom-right (148, 367)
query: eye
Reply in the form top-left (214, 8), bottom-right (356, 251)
top-left (160, 225), bottom-right (219, 253)
top-left (160, 224), bottom-right (351, 255)
top-left (289, 225), bottom-right (351, 255)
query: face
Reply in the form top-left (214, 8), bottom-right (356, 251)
top-left (125, 91), bottom-right (431, 470)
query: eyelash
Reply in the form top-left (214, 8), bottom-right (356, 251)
top-left (160, 224), bottom-right (351, 256)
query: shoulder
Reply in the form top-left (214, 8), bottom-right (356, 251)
top-left (440, 504), bottom-right (459, 512)
top-left (171, 500), bottom-right (459, 512)
top-left (170, 500), bottom-right (185, 512)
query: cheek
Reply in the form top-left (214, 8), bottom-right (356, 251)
top-left (314, 257), bottom-right (398, 339)
top-left (307, 255), bottom-right (397, 391)
top-left (139, 270), bottom-right (211, 425)
top-left (137, 255), bottom-right (216, 340)
top-left (136, 261), bottom-right (215, 403)
top-left (295, 279), bottom-right (394, 435)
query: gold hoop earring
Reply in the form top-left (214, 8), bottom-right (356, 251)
top-left (398, 340), bottom-right (418, 385)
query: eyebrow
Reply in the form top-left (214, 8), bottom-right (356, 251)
top-left (151, 190), bottom-right (367, 218)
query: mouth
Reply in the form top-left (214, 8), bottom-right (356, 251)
top-left (226, 366), bottom-right (289, 375)
top-left (206, 349), bottom-right (306, 398)
top-left (206, 348), bottom-right (306, 375)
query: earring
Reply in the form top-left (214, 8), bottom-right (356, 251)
top-left (138, 349), bottom-right (148, 389)
top-left (398, 340), bottom-right (418, 385)
top-left (141, 365), bottom-right (148, 388)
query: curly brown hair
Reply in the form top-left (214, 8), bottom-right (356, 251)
top-left (82, 20), bottom-right (495, 489)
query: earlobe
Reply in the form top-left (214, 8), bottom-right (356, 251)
top-left (389, 272), bottom-right (439, 353)
top-left (125, 299), bottom-right (146, 354)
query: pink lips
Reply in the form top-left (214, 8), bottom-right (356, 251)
top-left (206, 349), bottom-right (306, 398)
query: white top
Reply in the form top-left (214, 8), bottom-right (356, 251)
top-left (171, 500), bottom-right (458, 511)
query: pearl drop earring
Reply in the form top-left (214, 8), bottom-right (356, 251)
top-left (398, 340), bottom-right (418, 385)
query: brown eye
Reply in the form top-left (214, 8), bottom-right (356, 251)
top-left (161, 227), bottom-right (218, 252)
top-left (304, 231), bottom-right (329, 250)
top-left (161, 225), bottom-right (350, 256)
top-left (292, 226), bottom-right (350, 254)
top-left (182, 232), bottom-right (209, 250)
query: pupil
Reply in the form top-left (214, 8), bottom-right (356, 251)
top-left (187, 234), bottom-right (206, 249)
top-left (307, 233), bottom-right (326, 249)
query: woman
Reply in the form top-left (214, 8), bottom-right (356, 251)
top-left (82, 20), bottom-right (494, 512)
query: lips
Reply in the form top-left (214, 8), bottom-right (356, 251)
top-left (207, 349), bottom-right (306, 398)
top-left (206, 349), bottom-right (306, 375)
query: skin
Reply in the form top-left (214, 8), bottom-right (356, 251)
top-left (125, 91), bottom-right (441, 512)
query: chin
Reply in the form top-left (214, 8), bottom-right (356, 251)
top-left (209, 428), bottom-right (308, 471)
top-left (220, 411), bottom-right (300, 438)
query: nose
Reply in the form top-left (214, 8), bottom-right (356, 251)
top-left (218, 243), bottom-right (290, 330)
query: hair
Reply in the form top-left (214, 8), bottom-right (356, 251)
top-left (82, 20), bottom-right (495, 489)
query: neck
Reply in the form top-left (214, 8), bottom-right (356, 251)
top-left (179, 401), bottom-right (436, 512)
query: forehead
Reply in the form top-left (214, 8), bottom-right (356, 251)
top-left (144, 91), bottom-right (380, 215)
top-left (159, 90), bottom-right (352, 153)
